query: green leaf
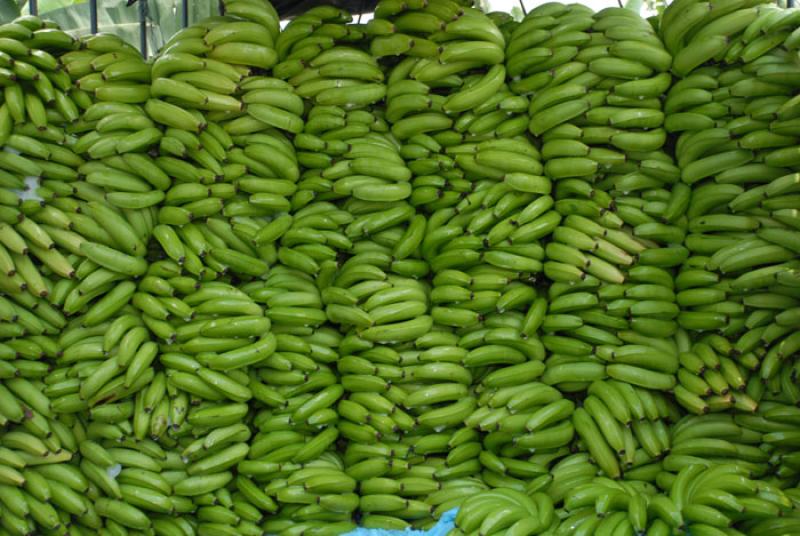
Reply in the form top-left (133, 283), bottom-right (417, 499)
top-left (39, 0), bottom-right (87, 12)
top-left (625, 0), bottom-right (644, 13)
top-left (0, 0), bottom-right (21, 23)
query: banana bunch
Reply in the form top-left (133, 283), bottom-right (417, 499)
top-left (468, 375), bottom-right (574, 492)
top-left (543, 163), bottom-right (683, 290)
top-left (443, 76), bottom-right (530, 143)
top-left (371, 0), bottom-right (507, 115)
top-left (294, 105), bottom-right (429, 275)
top-left (294, 105), bottom-right (390, 173)
top-left (448, 487), bottom-right (553, 535)
top-left (659, 0), bottom-right (779, 78)
top-left (573, 380), bottom-right (679, 480)
top-left (402, 133), bottom-right (467, 212)
top-left (663, 463), bottom-right (791, 535)
top-left (430, 272), bottom-right (541, 334)
top-left (340, 417), bottom-right (442, 530)
top-left (674, 337), bottom-right (757, 415)
top-left (258, 454), bottom-right (358, 535)
top-left (74, 99), bottom-right (167, 180)
top-left (155, 23), bottom-right (296, 136)
top-left (506, 2), bottom-right (591, 95)
top-left (663, 414), bottom-right (770, 479)
top-left (297, 106), bottom-right (415, 207)
top-left (559, 476), bottom-right (662, 535)
top-left (514, 5), bottom-right (671, 149)
top-left (413, 137), bottom-right (550, 265)
top-left (153, 0), bottom-right (279, 102)
top-left (735, 398), bottom-right (800, 534)
top-left (63, 33), bottom-right (150, 106)
top-left (0, 15), bottom-right (80, 149)
top-left (275, 6), bottom-right (386, 110)
top-left (555, 460), bottom-right (790, 535)
top-left (535, 271), bottom-right (682, 401)
top-left (256, 200), bottom-right (352, 282)
top-left (370, 0), bottom-right (476, 62)
top-left (736, 401), bottom-right (800, 494)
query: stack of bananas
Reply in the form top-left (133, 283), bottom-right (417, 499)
top-left (245, 267), bottom-right (354, 535)
top-left (278, 6), bottom-right (430, 530)
top-left (394, 21), bottom-right (556, 514)
top-left (0, 18), bottom-right (186, 536)
top-left (4, 0), bottom-right (800, 535)
top-left (660, 0), bottom-right (800, 417)
top-left (370, 0), bottom-right (533, 214)
top-left (0, 19), bottom-right (82, 297)
top-left (512, 2), bottom-right (682, 369)
top-left (502, 5), bottom-right (684, 494)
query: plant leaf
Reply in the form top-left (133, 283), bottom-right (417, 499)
top-left (0, 0), bottom-right (20, 23)
top-left (39, 0), bottom-right (87, 12)
top-left (625, 0), bottom-right (644, 13)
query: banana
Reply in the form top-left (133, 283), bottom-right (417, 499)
top-left (442, 65), bottom-right (506, 114)
top-left (530, 98), bottom-right (591, 136)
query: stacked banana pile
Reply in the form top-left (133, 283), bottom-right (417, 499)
top-left (0, 19), bottom-right (156, 536)
top-left (449, 2), bottom-right (798, 533)
top-left (149, 3), bottom-right (364, 534)
top-left (3, 0), bottom-right (800, 535)
top-left (370, 0), bottom-right (531, 214)
top-left (276, 6), bottom-right (434, 530)
top-left (392, 10), bottom-right (557, 512)
top-left (246, 271), bottom-right (353, 535)
top-left (510, 3), bottom-right (680, 384)
top-left (0, 18), bottom-right (81, 299)
top-left (660, 0), bottom-right (800, 418)
top-left (500, 4), bottom-right (685, 494)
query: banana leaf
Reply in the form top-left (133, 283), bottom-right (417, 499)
top-left (625, 0), bottom-right (645, 13)
top-left (35, 0), bottom-right (87, 11)
top-left (0, 0), bottom-right (19, 21)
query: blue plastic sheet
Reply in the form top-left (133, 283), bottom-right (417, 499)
top-left (341, 509), bottom-right (458, 536)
